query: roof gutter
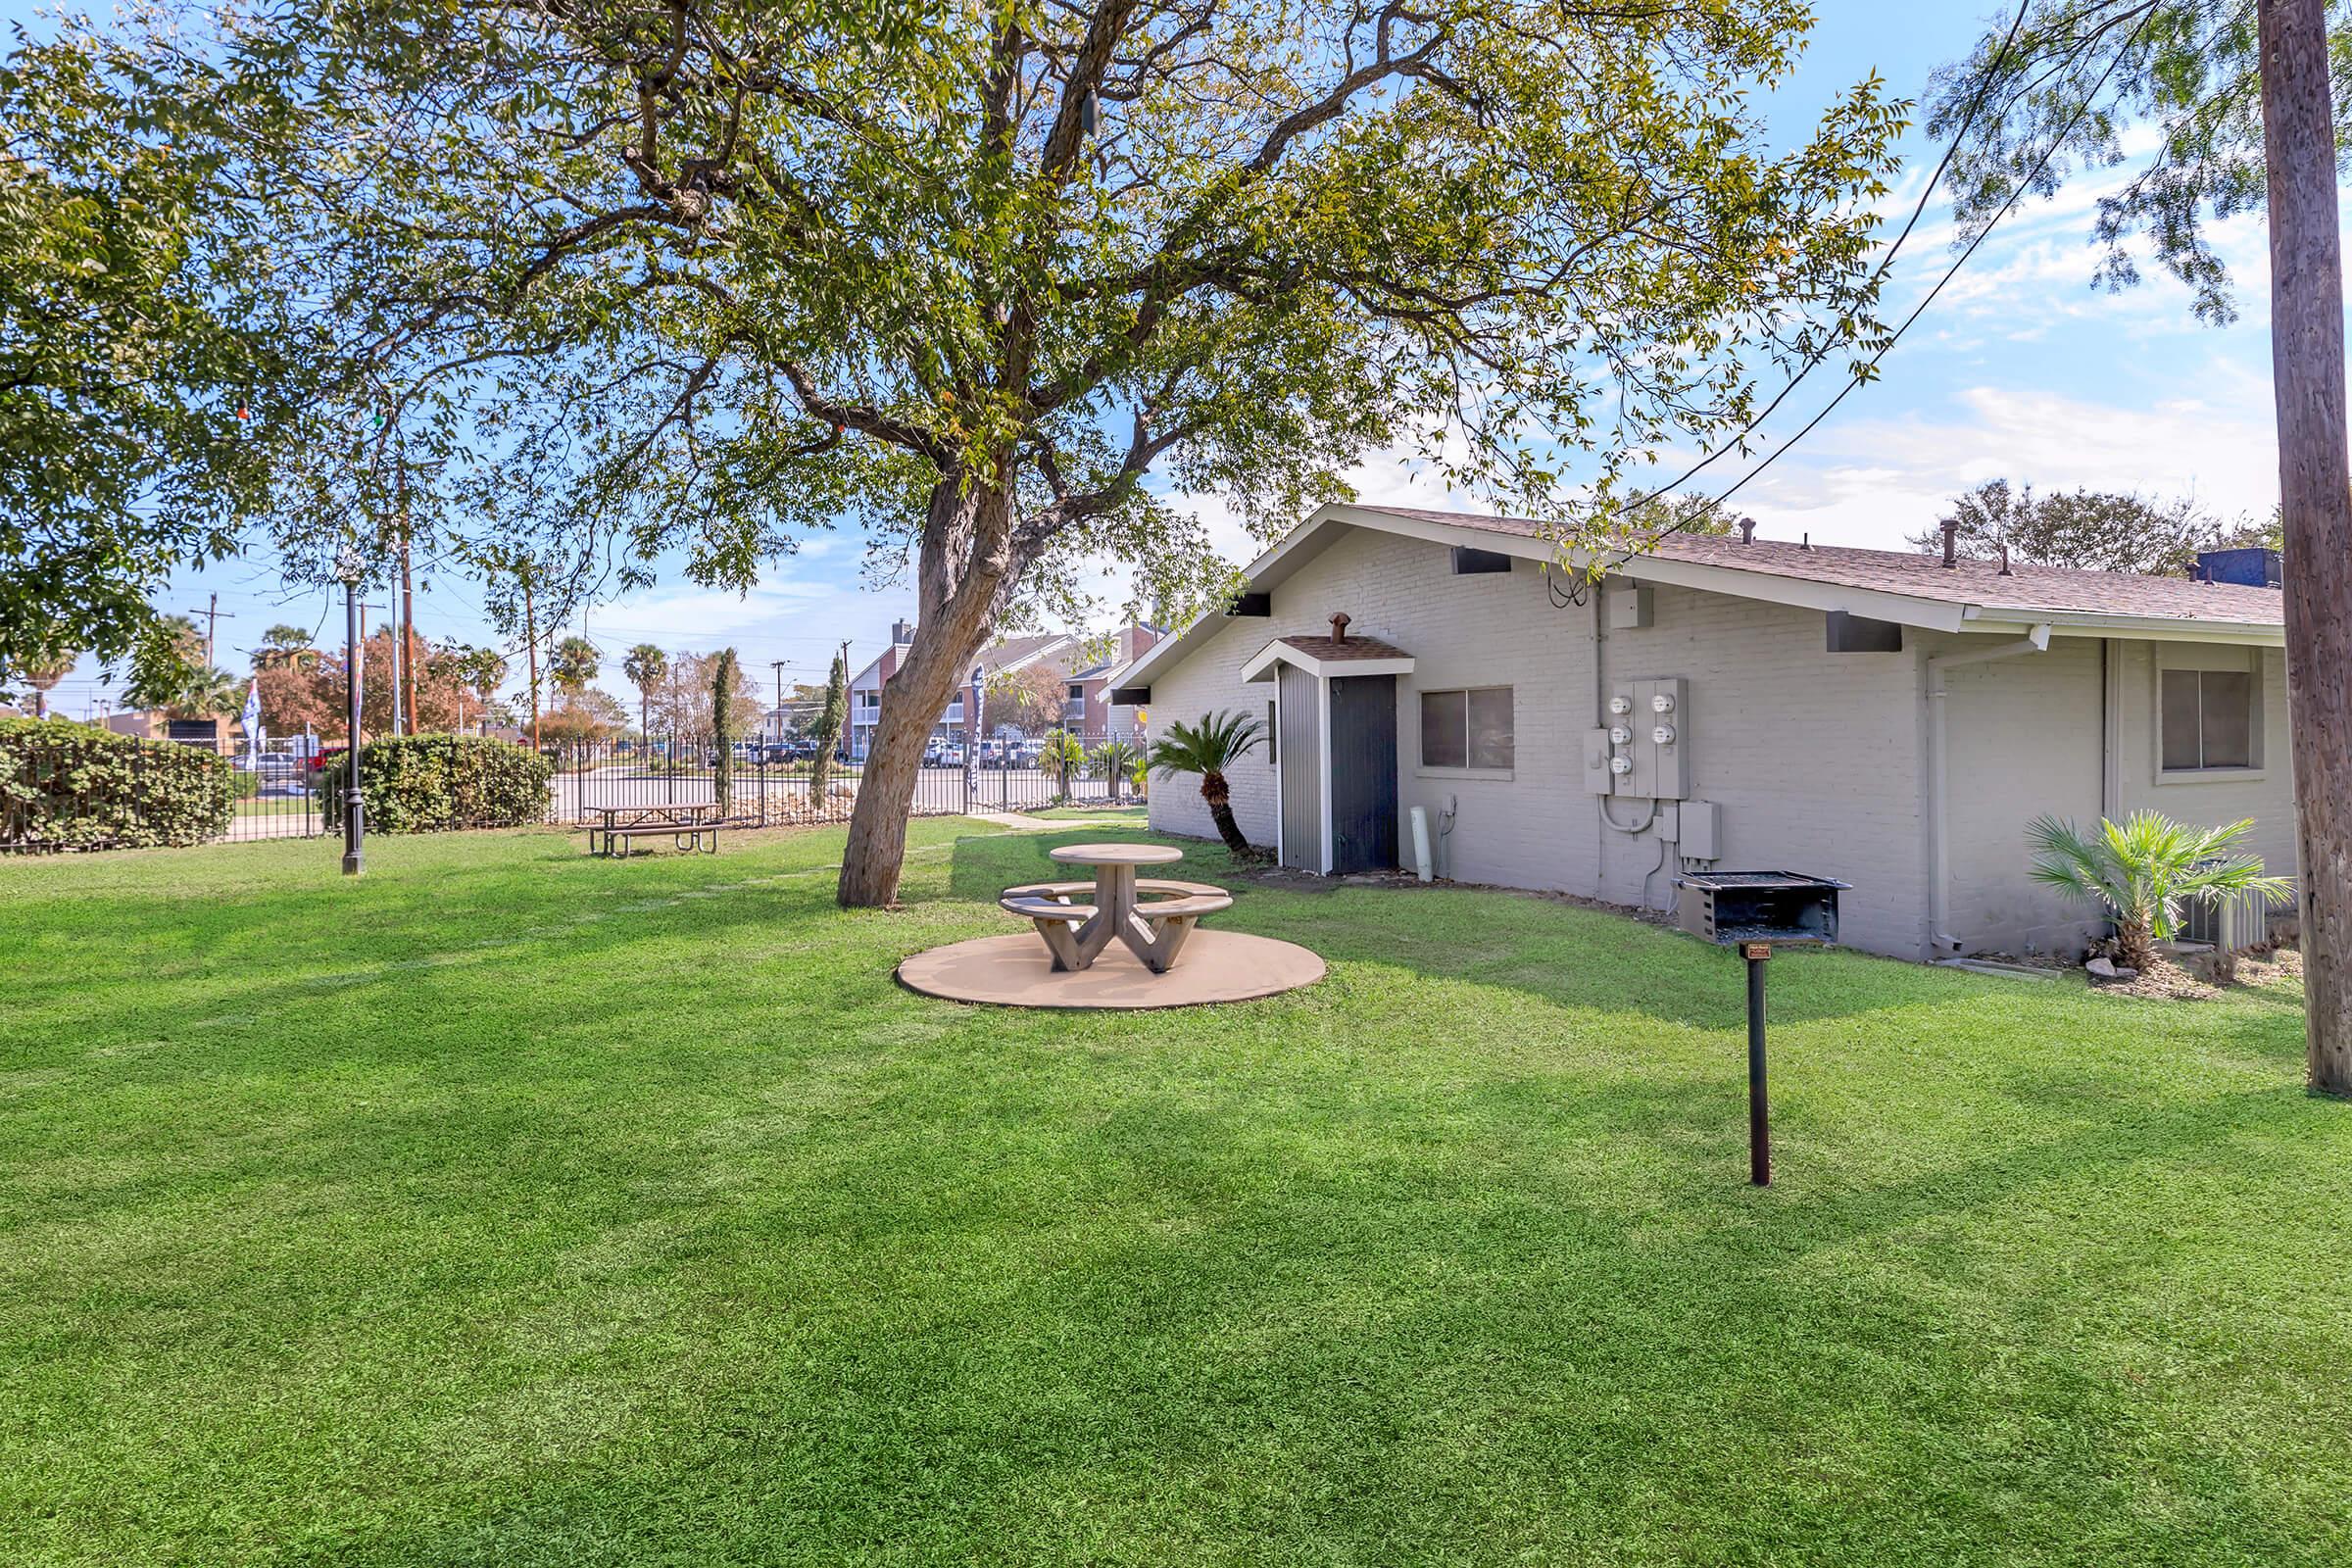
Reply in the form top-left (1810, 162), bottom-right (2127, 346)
top-left (1926, 623), bottom-right (2052, 957)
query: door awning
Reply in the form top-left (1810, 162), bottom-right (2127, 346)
top-left (1241, 633), bottom-right (1415, 682)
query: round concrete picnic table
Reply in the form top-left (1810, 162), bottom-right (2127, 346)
top-left (1049, 842), bottom-right (1186, 964)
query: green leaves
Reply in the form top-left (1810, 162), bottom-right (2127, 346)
top-left (2028, 808), bottom-right (2295, 956)
top-left (0, 15), bottom-right (322, 679)
top-left (1930, 0), bottom-right (2307, 326)
top-left (16, 2), bottom-right (1902, 651)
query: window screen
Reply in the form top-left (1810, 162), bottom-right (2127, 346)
top-left (2161, 668), bottom-right (2255, 770)
top-left (1420, 690), bottom-right (1467, 769)
top-left (1419, 688), bottom-right (1512, 770)
top-left (1468, 688), bottom-right (1515, 768)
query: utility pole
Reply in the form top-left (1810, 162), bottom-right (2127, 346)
top-left (2260, 0), bottom-right (2352, 1094)
top-left (769, 660), bottom-right (788, 741)
top-left (186, 592), bottom-right (236, 670)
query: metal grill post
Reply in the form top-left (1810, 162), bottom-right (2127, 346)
top-left (1744, 941), bottom-right (1771, 1186)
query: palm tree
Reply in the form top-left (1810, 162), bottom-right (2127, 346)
top-left (456, 647), bottom-right (508, 735)
top-left (16, 645), bottom-right (78, 718)
top-left (621, 643), bottom-right (667, 744)
top-left (166, 666), bottom-right (245, 721)
top-left (2029, 811), bottom-right (2294, 972)
top-left (1091, 738), bottom-right (1141, 805)
top-left (549, 635), bottom-right (601, 697)
top-left (254, 624), bottom-right (319, 671)
top-left (1037, 728), bottom-right (1089, 804)
top-left (1147, 709), bottom-right (1264, 856)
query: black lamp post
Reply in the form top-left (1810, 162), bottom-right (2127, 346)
top-left (335, 544), bottom-right (366, 876)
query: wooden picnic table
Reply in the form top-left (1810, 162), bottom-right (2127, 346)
top-left (998, 843), bottom-right (1233, 973)
top-left (587, 803), bottom-right (723, 858)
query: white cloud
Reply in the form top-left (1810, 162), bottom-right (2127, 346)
top-left (1729, 372), bottom-right (2279, 550)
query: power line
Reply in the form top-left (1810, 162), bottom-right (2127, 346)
top-left (1617, 2), bottom-right (2156, 554)
top-left (1610, 0), bottom-right (2037, 518)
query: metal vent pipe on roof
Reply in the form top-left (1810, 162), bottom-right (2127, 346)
top-left (1329, 612), bottom-right (1349, 643)
top-left (1939, 518), bottom-right (1959, 568)
top-left (1739, 518), bottom-right (1756, 544)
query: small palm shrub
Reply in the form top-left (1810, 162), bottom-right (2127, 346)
top-left (2028, 810), bottom-right (2293, 971)
top-left (1147, 709), bottom-right (1265, 856)
top-left (1090, 739), bottom-right (1141, 804)
top-left (1037, 730), bottom-right (1088, 802)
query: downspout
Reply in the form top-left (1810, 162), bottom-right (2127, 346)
top-left (1926, 622), bottom-right (2052, 956)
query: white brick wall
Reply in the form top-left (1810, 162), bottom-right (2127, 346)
top-left (1147, 527), bottom-right (1933, 957)
top-left (1932, 634), bottom-right (2300, 956)
top-left (1145, 523), bottom-right (2305, 963)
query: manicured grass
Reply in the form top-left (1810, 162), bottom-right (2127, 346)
top-left (1026, 803), bottom-right (1149, 819)
top-left (1, 822), bottom-right (2345, 1566)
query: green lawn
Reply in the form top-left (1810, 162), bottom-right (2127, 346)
top-left (1, 822), bottom-right (2346, 1566)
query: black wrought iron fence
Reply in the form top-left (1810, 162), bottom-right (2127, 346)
top-left (3, 723), bottom-right (1150, 853)
top-left (0, 731), bottom-right (327, 852)
top-left (545, 728), bottom-right (1149, 828)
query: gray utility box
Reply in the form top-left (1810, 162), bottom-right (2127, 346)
top-left (1674, 870), bottom-right (1850, 946)
top-left (1619, 676), bottom-right (1689, 800)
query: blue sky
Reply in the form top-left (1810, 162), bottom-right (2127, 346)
top-left (21, 3), bottom-right (2296, 720)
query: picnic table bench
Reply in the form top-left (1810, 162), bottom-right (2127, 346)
top-left (588, 804), bottom-right (724, 858)
top-left (999, 845), bottom-right (1233, 973)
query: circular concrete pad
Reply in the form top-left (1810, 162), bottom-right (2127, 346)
top-left (898, 930), bottom-right (1325, 1009)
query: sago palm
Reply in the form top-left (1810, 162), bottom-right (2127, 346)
top-left (2027, 810), bottom-right (2293, 971)
top-left (1147, 709), bottom-right (1264, 857)
top-left (1090, 738), bottom-right (1141, 804)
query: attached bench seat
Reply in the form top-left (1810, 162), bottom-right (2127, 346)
top-left (598, 822), bottom-right (721, 858)
top-left (1000, 893), bottom-right (1098, 921)
top-left (997, 874), bottom-right (1236, 974)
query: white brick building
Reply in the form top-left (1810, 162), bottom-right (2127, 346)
top-left (1110, 504), bottom-right (2299, 962)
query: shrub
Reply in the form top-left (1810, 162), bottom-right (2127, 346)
top-left (2028, 810), bottom-right (2294, 971)
top-left (0, 717), bottom-right (234, 850)
top-left (1090, 738), bottom-right (1141, 803)
top-left (317, 734), bottom-right (554, 834)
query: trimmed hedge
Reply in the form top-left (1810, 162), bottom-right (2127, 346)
top-left (0, 717), bottom-right (235, 851)
top-left (317, 734), bottom-right (554, 834)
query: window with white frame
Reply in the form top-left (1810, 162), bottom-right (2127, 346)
top-left (1419, 686), bottom-right (1513, 771)
top-left (2160, 665), bottom-right (2256, 772)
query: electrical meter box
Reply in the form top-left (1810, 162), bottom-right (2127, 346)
top-left (1616, 677), bottom-right (1689, 799)
top-left (1582, 727), bottom-right (1618, 795)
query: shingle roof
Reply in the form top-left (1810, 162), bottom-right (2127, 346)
top-left (1277, 633), bottom-right (1410, 662)
top-left (980, 633), bottom-right (1071, 673)
top-left (1352, 506), bottom-right (2286, 626)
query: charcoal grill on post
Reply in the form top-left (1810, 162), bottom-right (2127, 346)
top-left (1672, 870), bottom-right (1851, 1186)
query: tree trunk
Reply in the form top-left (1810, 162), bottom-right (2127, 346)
top-left (1200, 772), bottom-right (1250, 857)
top-left (2115, 915), bottom-right (2156, 975)
top-left (837, 478), bottom-right (1012, 906)
top-left (2260, 0), bottom-right (2352, 1094)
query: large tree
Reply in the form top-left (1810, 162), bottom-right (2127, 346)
top-left (1933, 0), bottom-right (2352, 1090)
top-left (0, 19), bottom-right (314, 696)
top-left (95, 0), bottom-right (1903, 904)
top-left (1906, 479), bottom-right (2238, 573)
